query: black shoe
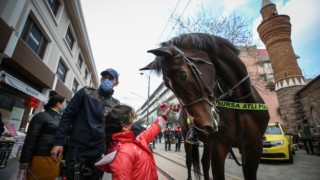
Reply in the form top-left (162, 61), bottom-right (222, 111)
top-left (187, 140), bottom-right (198, 145)
top-left (187, 128), bottom-right (198, 145)
top-left (175, 150), bottom-right (177, 152)
top-left (186, 136), bottom-right (198, 145)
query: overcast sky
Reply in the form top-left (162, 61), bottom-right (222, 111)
top-left (80, 0), bottom-right (320, 110)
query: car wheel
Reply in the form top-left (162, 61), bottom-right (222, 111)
top-left (288, 146), bottom-right (294, 164)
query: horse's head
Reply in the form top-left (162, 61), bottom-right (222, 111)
top-left (140, 44), bottom-right (218, 134)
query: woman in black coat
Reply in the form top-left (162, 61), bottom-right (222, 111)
top-left (19, 95), bottom-right (66, 180)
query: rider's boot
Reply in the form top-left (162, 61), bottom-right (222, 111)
top-left (186, 126), bottom-right (198, 145)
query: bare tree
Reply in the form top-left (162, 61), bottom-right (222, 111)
top-left (171, 6), bottom-right (275, 95)
top-left (171, 6), bottom-right (253, 45)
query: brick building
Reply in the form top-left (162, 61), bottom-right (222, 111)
top-left (257, 0), bottom-right (319, 142)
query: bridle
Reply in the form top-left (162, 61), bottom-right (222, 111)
top-left (170, 46), bottom-right (215, 108)
top-left (165, 45), bottom-right (252, 133)
top-left (168, 46), bottom-right (251, 108)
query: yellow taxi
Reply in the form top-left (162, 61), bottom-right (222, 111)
top-left (261, 122), bottom-right (294, 163)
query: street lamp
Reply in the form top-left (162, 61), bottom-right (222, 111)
top-left (140, 72), bottom-right (150, 123)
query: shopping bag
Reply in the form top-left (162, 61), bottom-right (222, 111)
top-left (9, 168), bottom-right (27, 180)
top-left (170, 136), bottom-right (176, 144)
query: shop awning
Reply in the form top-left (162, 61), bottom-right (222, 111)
top-left (0, 71), bottom-right (48, 102)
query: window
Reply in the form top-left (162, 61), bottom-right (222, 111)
top-left (263, 73), bottom-right (274, 82)
top-left (47, 0), bottom-right (60, 16)
top-left (84, 69), bottom-right (88, 79)
top-left (263, 62), bottom-right (272, 68)
top-left (21, 17), bottom-right (48, 59)
top-left (56, 60), bottom-right (67, 82)
top-left (65, 27), bottom-right (74, 49)
top-left (265, 125), bottom-right (281, 135)
top-left (72, 79), bottom-right (79, 94)
top-left (77, 56), bottom-right (83, 68)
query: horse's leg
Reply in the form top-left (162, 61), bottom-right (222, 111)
top-left (184, 142), bottom-right (193, 180)
top-left (242, 142), bottom-right (262, 180)
top-left (211, 143), bottom-right (229, 180)
top-left (201, 144), bottom-right (211, 180)
top-left (191, 144), bottom-right (201, 180)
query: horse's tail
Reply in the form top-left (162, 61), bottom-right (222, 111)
top-left (192, 144), bottom-right (201, 180)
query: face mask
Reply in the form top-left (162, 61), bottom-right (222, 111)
top-left (60, 104), bottom-right (67, 113)
top-left (100, 79), bottom-right (114, 93)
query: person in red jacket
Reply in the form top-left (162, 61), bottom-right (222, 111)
top-left (95, 103), bottom-right (180, 180)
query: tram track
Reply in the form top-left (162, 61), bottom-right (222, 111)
top-left (154, 150), bottom-right (208, 180)
top-left (153, 149), bottom-right (241, 180)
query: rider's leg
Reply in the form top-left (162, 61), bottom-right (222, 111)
top-left (186, 125), bottom-right (198, 145)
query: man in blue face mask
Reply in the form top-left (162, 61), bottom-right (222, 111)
top-left (99, 68), bottom-right (119, 94)
top-left (52, 68), bottom-right (121, 180)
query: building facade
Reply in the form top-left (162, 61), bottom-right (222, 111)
top-left (0, 0), bottom-right (98, 131)
top-left (239, 47), bottom-right (282, 123)
top-left (296, 76), bottom-right (320, 139)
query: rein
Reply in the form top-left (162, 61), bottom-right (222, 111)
top-left (167, 45), bottom-right (250, 133)
top-left (167, 45), bottom-right (267, 133)
top-left (215, 75), bottom-right (252, 101)
top-left (170, 45), bottom-right (252, 108)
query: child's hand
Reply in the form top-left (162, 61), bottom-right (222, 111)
top-left (160, 103), bottom-right (181, 117)
top-left (161, 104), bottom-right (171, 117)
top-left (160, 103), bottom-right (169, 111)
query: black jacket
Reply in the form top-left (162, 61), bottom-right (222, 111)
top-left (20, 108), bottom-right (61, 163)
top-left (54, 87), bottom-right (119, 149)
top-left (175, 127), bottom-right (183, 139)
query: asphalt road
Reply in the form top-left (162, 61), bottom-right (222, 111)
top-left (153, 140), bottom-right (320, 180)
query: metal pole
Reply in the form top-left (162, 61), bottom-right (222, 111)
top-left (140, 72), bottom-right (151, 124)
top-left (147, 74), bottom-right (150, 123)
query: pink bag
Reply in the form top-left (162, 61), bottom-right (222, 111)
top-left (9, 168), bottom-right (27, 180)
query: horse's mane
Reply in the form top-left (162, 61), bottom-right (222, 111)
top-left (152, 33), bottom-right (240, 75)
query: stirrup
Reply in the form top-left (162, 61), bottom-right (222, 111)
top-left (186, 138), bottom-right (198, 145)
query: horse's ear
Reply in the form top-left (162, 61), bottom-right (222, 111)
top-left (140, 46), bottom-right (172, 70)
top-left (139, 61), bottom-right (155, 70)
top-left (147, 47), bottom-right (172, 57)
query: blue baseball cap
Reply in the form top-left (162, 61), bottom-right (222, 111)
top-left (101, 68), bottom-right (119, 80)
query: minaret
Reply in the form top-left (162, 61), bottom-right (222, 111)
top-left (257, 0), bottom-right (306, 133)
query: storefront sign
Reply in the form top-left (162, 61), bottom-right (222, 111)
top-left (0, 71), bottom-right (48, 102)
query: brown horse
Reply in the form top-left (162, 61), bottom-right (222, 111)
top-left (140, 33), bottom-right (269, 180)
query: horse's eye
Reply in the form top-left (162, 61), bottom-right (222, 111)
top-left (175, 71), bottom-right (188, 83)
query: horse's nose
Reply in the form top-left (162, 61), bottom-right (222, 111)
top-left (203, 125), bottom-right (218, 137)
